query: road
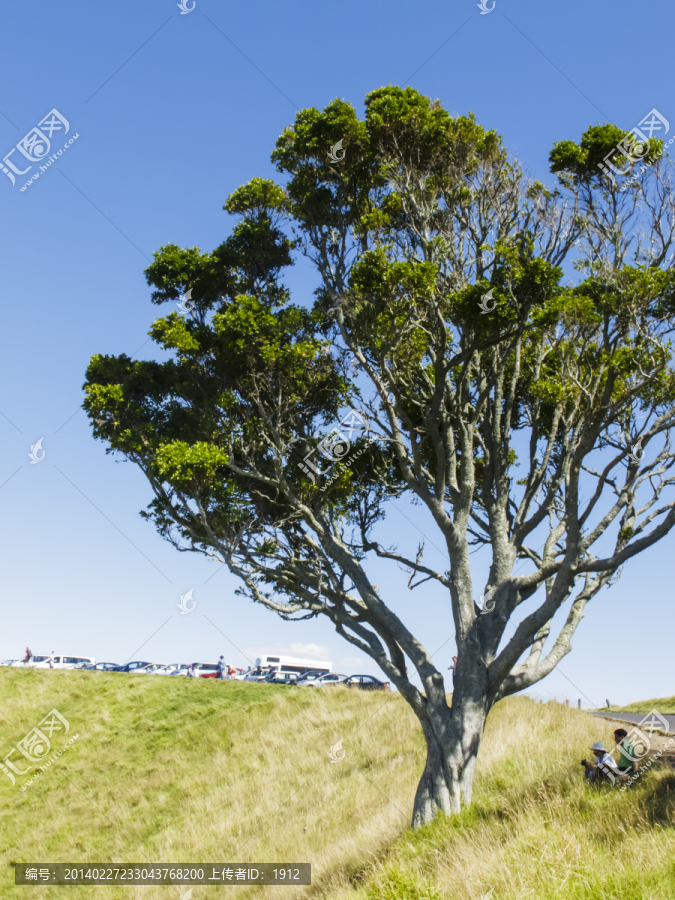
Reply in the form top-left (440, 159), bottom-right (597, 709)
top-left (593, 711), bottom-right (674, 733)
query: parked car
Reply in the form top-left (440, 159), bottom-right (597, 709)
top-left (81, 662), bottom-right (120, 671)
top-left (31, 655), bottom-right (96, 669)
top-left (109, 661), bottom-right (152, 673)
top-left (293, 669), bottom-right (324, 684)
top-left (297, 672), bottom-right (348, 687)
top-left (0, 659), bottom-right (20, 666)
top-left (171, 664), bottom-right (206, 677)
top-left (169, 665), bottom-right (192, 676)
top-left (17, 655), bottom-right (50, 668)
top-left (243, 667), bottom-right (272, 682)
top-left (264, 672), bottom-right (298, 685)
top-left (130, 663), bottom-right (167, 674)
top-left (343, 675), bottom-right (390, 691)
top-left (153, 664), bottom-right (182, 675)
top-left (192, 663), bottom-right (220, 678)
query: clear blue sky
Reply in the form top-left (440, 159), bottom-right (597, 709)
top-left (1, 0), bottom-right (673, 706)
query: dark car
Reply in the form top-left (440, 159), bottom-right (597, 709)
top-left (264, 672), bottom-right (299, 685)
top-left (343, 674), bottom-right (390, 691)
top-left (81, 662), bottom-right (120, 671)
top-left (109, 661), bottom-right (153, 673)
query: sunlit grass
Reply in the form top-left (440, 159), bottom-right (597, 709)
top-left (607, 695), bottom-right (675, 715)
top-left (0, 671), bottom-right (673, 899)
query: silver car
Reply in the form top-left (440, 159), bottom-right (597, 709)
top-left (297, 673), bottom-right (347, 687)
top-left (130, 664), bottom-right (167, 674)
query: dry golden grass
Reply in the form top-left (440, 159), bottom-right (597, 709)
top-left (0, 668), bottom-right (419, 899)
top-left (343, 698), bottom-right (675, 900)
top-left (0, 670), bottom-right (673, 899)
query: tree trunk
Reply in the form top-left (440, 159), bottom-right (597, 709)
top-left (411, 704), bottom-right (487, 828)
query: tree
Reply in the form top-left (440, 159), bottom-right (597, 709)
top-left (84, 87), bottom-right (675, 827)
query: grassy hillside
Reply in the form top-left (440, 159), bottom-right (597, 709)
top-left (0, 670), bottom-right (674, 899)
top-left (607, 695), bottom-right (675, 715)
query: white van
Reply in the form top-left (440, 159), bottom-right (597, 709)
top-left (32, 655), bottom-right (96, 669)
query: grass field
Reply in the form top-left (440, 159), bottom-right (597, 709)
top-left (607, 696), bottom-right (675, 715)
top-left (1, 670), bottom-right (674, 899)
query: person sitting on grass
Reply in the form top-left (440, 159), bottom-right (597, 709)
top-left (580, 742), bottom-right (625, 784)
top-left (613, 728), bottom-right (638, 776)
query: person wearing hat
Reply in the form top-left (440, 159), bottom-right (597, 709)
top-left (218, 656), bottom-right (226, 680)
top-left (581, 741), bottom-right (621, 782)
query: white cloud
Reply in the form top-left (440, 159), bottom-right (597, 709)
top-left (338, 656), bottom-right (373, 670)
top-left (245, 642), bottom-right (332, 661)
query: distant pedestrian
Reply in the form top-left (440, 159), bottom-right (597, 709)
top-left (49, 650), bottom-right (55, 669)
top-left (448, 656), bottom-right (457, 687)
top-left (24, 647), bottom-right (31, 663)
top-left (218, 656), bottom-right (226, 680)
top-left (188, 664), bottom-right (198, 678)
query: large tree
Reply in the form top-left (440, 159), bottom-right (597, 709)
top-left (84, 87), bottom-right (675, 827)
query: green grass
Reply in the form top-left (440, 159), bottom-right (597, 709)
top-left (606, 695), bottom-right (675, 715)
top-left (1, 671), bottom-right (674, 899)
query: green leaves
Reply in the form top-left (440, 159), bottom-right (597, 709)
top-left (366, 87), bottom-right (502, 174)
top-left (224, 177), bottom-right (289, 217)
top-left (83, 86), bottom-right (675, 579)
top-left (155, 441), bottom-right (229, 490)
top-left (144, 244), bottom-right (235, 309)
top-left (549, 123), bottom-right (664, 183)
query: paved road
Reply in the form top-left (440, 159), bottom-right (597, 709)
top-left (593, 711), bottom-right (674, 733)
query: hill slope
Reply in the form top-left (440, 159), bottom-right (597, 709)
top-left (0, 670), bottom-right (673, 899)
top-left (608, 695), bottom-right (675, 715)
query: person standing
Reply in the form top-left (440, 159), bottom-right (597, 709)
top-left (24, 647), bottom-right (31, 663)
top-left (49, 650), bottom-right (55, 669)
top-left (218, 656), bottom-right (226, 680)
top-left (448, 656), bottom-right (457, 687)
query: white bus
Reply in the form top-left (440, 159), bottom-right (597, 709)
top-left (250, 655), bottom-right (332, 679)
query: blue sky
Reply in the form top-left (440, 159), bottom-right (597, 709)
top-left (1, 0), bottom-right (673, 706)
